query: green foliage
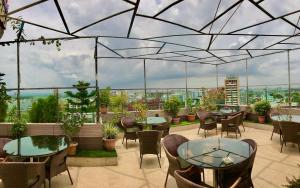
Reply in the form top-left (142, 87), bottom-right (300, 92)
top-left (29, 95), bottom-right (60, 123)
top-left (75, 149), bottom-right (117, 158)
top-left (0, 73), bottom-right (11, 122)
top-left (186, 98), bottom-right (196, 115)
top-left (284, 176), bottom-right (300, 188)
top-left (254, 100), bottom-right (271, 116)
top-left (110, 91), bottom-right (128, 112)
top-left (60, 112), bottom-right (85, 142)
top-left (65, 81), bottom-right (96, 114)
top-left (200, 88), bottom-right (225, 111)
top-left (132, 101), bottom-right (148, 122)
top-left (11, 118), bottom-right (27, 138)
top-left (164, 96), bottom-right (181, 118)
top-left (99, 87), bottom-right (111, 107)
top-left (103, 122), bottom-right (119, 139)
top-left (291, 92), bottom-right (300, 103)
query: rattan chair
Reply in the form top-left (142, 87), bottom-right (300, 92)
top-left (137, 130), bottom-right (163, 168)
top-left (270, 113), bottom-right (282, 141)
top-left (218, 139), bottom-right (257, 188)
top-left (121, 117), bottom-right (143, 149)
top-left (279, 121), bottom-right (300, 153)
top-left (221, 113), bottom-right (242, 138)
top-left (196, 111), bottom-right (217, 137)
top-left (0, 138), bottom-right (12, 158)
top-left (238, 111), bottom-right (245, 131)
top-left (0, 157), bottom-right (49, 188)
top-left (46, 148), bottom-right (73, 188)
top-left (152, 117), bottom-right (171, 137)
top-left (174, 166), bottom-right (211, 188)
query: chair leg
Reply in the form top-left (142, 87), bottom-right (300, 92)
top-left (164, 172), bottom-right (169, 188)
top-left (242, 124), bottom-right (245, 132)
top-left (126, 139), bottom-right (128, 149)
top-left (280, 142), bottom-right (284, 153)
top-left (270, 130), bottom-right (274, 140)
top-left (238, 128), bottom-right (241, 137)
top-left (157, 154), bottom-right (161, 168)
top-left (235, 130), bottom-right (237, 139)
top-left (140, 154), bottom-right (143, 168)
top-left (122, 136), bottom-right (125, 144)
top-left (66, 167), bottom-right (73, 185)
top-left (197, 127), bottom-right (201, 134)
top-left (204, 130), bottom-right (206, 138)
top-left (202, 170), bottom-right (205, 182)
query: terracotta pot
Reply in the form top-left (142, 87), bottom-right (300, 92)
top-left (172, 117), bottom-right (180, 124)
top-left (187, 114), bottom-right (196, 122)
top-left (67, 142), bottom-right (78, 156)
top-left (100, 105), bottom-right (108, 114)
top-left (258, 116), bottom-right (266, 124)
top-left (103, 138), bottom-right (117, 151)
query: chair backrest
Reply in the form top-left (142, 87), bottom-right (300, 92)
top-left (0, 157), bottom-right (48, 188)
top-left (137, 130), bottom-right (162, 155)
top-left (238, 111), bottom-right (244, 125)
top-left (218, 139), bottom-right (257, 188)
top-left (272, 119), bottom-right (281, 133)
top-left (0, 138), bottom-right (12, 157)
top-left (196, 111), bottom-right (214, 125)
top-left (152, 117), bottom-right (171, 137)
top-left (174, 167), bottom-right (207, 188)
top-left (280, 121), bottom-right (300, 143)
top-left (48, 148), bottom-right (68, 178)
top-left (121, 117), bottom-right (135, 128)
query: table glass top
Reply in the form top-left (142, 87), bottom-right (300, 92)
top-left (141, 117), bottom-right (167, 125)
top-left (4, 135), bottom-right (68, 157)
top-left (271, 115), bottom-right (300, 123)
top-left (177, 138), bottom-right (253, 169)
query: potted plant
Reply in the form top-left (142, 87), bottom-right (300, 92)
top-left (99, 87), bottom-right (111, 114)
top-left (254, 100), bottom-right (271, 124)
top-left (60, 112), bottom-right (84, 155)
top-left (11, 118), bottom-right (27, 138)
top-left (186, 98), bottom-right (196, 122)
top-left (103, 122), bottom-right (119, 151)
top-left (164, 96), bottom-right (181, 124)
top-left (133, 101), bottom-right (148, 122)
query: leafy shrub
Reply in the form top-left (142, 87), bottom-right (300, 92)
top-left (164, 96), bottom-right (181, 118)
top-left (29, 95), bottom-right (60, 123)
top-left (254, 100), bottom-right (271, 116)
top-left (0, 73), bottom-right (11, 122)
top-left (11, 118), bottom-right (27, 138)
top-left (99, 87), bottom-right (111, 107)
top-left (103, 122), bottom-right (119, 139)
top-left (60, 112), bottom-right (85, 142)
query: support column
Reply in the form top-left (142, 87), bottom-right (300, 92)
top-left (143, 59), bottom-right (147, 104)
top-left (17, 42), bottom-right (21, 120)
top-left (287, 50), bottom-right (291, 108)
top-left (185, 62), bottom-right (188, 107)
top-left (246, 59), bottom-right (249, 105)
top-left (216, 65), bottom-right (219, 88)
top-left (94, 37), bottom-right (100, 123)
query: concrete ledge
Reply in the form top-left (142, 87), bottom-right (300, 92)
top-left (67, 156), bottom-right (118, 167)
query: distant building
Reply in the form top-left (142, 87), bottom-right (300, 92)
top-left (225, 76), bottom-right (240, 105)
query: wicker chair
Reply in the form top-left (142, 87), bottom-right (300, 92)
top-left (162, 134), bottom-right (205, 187)
top-left (121, 117), bottom-right (143, 149)
top-left (270, 113), bottom-right (282, 141)
top-left (221, 113), bottom-right (242, 138)
top-left (0, 138), bottom-right (12, 158)
top-left (46, 148), bottom-right (73, 188)
top-left (196, 111), bottom-right (217, 137)
top-left (218, 139), bottom-right (257, 188)
top-left (152, 117), bottom-right (171, 137)
top-left (238, 111), bottom-right (245, 131)
top-left (137, 130), bottom-right (163, 168)
top-left (279, 121), bottom-right (300, 153)
top-left (0, 157), bottom-right (49, 188)
top-left (174, 166), bottom-right (211, 188)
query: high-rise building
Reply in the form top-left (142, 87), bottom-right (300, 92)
top-left (225, 75), bottom-right (240, 105)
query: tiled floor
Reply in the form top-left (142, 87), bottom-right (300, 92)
top-left (1, 123), bottom-right (300, 188)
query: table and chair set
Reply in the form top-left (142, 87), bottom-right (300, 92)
top-left (0, 135), bottom-right (73, 188)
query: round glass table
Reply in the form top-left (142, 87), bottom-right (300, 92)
top-left (177, 138), bottom-right (253, 187)
top-left (139, 117), bottom-right (166, 126)
top-left (271, 115), bottom-right (300, 123)
top-left (4, 135), bottom-right (68, 158)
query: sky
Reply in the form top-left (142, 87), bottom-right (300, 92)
top-left (0, 0), bottom-right (300, 90)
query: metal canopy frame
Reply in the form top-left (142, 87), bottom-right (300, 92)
top-left (1, 0), bottom-right (299, 120)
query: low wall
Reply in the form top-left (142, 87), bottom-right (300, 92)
top-left (0, 123), bottom-right (103, 150)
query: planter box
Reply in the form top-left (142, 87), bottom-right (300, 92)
top-left (67, 156), bottom-right (117, 167)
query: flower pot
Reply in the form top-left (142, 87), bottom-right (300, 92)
top-left (187, 114), bottom-right (196, 122)
top-left (100, 105), bottom-right (108, 114)
top-left (67, 142), bottom-right (78, 156)
top-left (172, 117), bottom-right (180, 124)
top-left (103, 138), bottom-right (116, 151)
top-left (258, 116), bottom-right (266, 124)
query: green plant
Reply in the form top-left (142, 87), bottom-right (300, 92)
top-left (200, 88), bottom-right (225, 111)
top-left (29, 95), bottom-right (60, 123)
top-left (110, 91), bottom-right (128, 113)
top-left (186, 98), bottom-right (196, 115)
top-left (254, 100), bottom-right (271, 116)
top-left (164, 96), bottom-right (181, 118)
top-left (284, 176), bottom-right (300, 188)
top-left (132, 101), bottom-right (148, 122)
top-left (65, 81), bottom-right (96, 114)
top-left (103, 122), bottom-right (119, 139)
top-left (60, 112), bottom-right (85, 142)
top-left (0, 73), bottom-right (11, 122)
top-left (99, 87), bottom-right (111, 107)
top-left (11, 118), bottom-right (27, 138)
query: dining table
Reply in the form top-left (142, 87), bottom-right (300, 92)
top-left (139, 116), bottom-right (167, 129)
top-left (177, 138), bottom-right (253, 188)
top-left (3, 135), bottom-right (68, 161)
top-left (271, 114), bottom-right (300, 123)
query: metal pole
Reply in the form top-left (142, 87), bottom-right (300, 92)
top-left (216, 65), bottom-right (219, 88)
top-left (143, 59), bottom-right (147, 104)
top-left (265, 86), bottom-right (268, 101)
top-left (17, 42), bottom-right (21, 120)
top-left (246, 59), bottom-right (249, 105)
top-left (185, 62), bottom-right (188, 107)
top-left (287, 50), bottom-right (291, 108)
top-left (94, 37), bottom-right (100, 123)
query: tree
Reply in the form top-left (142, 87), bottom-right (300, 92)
top-left (65, 81), bottom-right (96, 114)
top-left (0, 73), bottom-right (11, 122)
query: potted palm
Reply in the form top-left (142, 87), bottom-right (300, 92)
top-left (164, 96), bottom-right (181, 124)
top-left (103, 122), bottom-right (119, 151)
top-left (60, 112), bottom-right (84, 155)
top-left (186, 98), bottom-right (196, 122)
top-left (99, 87), bottom-right (111, 114)
top-left (254, 100), bottom-right (271, 124)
